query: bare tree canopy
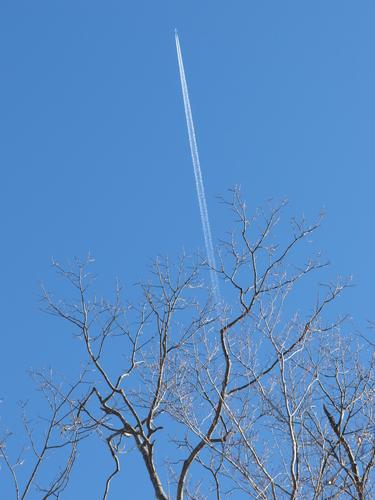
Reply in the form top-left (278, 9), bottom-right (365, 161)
top-left (1, 191), bottom-right (374, 499)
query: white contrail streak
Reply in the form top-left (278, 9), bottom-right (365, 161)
top-left (175, 30), bottom-right (221, 304)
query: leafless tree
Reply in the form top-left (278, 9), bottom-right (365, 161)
top-left (1, 189), bottom-right (374, 499)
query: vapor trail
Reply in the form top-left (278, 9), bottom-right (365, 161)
top-left (175, 30), bottom-right (221, 305)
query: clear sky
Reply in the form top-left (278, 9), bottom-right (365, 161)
top-left (1, 1), bottom-right (374, 497)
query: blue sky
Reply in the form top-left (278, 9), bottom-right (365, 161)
top-left (1, 1), bottom-right (375, 497)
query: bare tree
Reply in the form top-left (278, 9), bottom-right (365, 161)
top-left (1, 189), bottom-right (374, 499)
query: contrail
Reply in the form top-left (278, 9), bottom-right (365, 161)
top-left (175, 30), bottom-right (221, 305)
